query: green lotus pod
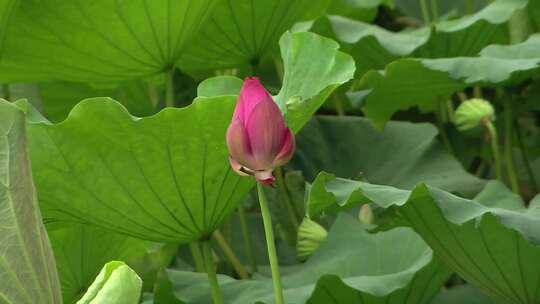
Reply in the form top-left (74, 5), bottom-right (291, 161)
top-left (358, 204), bottom-right (374, 225)
top-left (453, 98), bottom-right (495, 131)
top-left (297, 218), bottom-right (328, 261)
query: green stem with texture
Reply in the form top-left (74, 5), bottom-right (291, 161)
top-left (2, 84), bottom-right (10, 100)
top-left (189, 242), bottom-right (205, 272)
top-left (445, 99), bottom-right (455, 122)
top-left (212, 230), bottom-right (249, 279)
top-left (257, 183), bottom-right (284, 304)
top-left (430, 0), bottom-right (438, 22)
top-left (202, 241), bottom-right (224, 304)
top-left (419, 0), bottom-right (431, 25)
top-left (503, 99), bottom-right (520, 193)
top-left (473, 86), bottom-right (483, 98)
top-left (238, 204), bottom-right (258, 273)
top-left (147, 83), bottom-right (159, 109)
top-left (166, 69), bottom-right (175, 108)
top-left (466, 0), bottom-right (473, 14)
top-left (334, 97), bottom-right (345, 116)
top-left (435, 100), bottom-right (454, 155)
top-left (275, 167), bottom-right (300, 229)
top-left (515, 120), bottom-right (538, 194)
top-left (484, 120), bottom-right (502, 181)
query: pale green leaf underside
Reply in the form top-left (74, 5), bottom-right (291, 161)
top-left (355, 33), bottom-right (540, 127)
top-left (0, 0), bottom-right (216, 83)
top-left (76, 261), bottom-right (141, 304)
top-left (308, 172), bottom-right (540, 304)
top-left (290, 116), bottom-right (484, 197)
top-left (157, 214), bottom-right (450, 304)
top-left (0, 101), bottom-right (62, 304)
top-left (327, 0), bottom-right (528, 76)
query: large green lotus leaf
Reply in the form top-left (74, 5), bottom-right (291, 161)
top-left (0, 0), bottom-right (18, 46)
top-left (290, 116), bottom-right (484, 197)
top-left (0, 101), bottom-right (62, 304)
top-left (326, 0), bottom-right (527, 76)
top-left (77, 261), bottom-right (142, 304)
top-left (178, 0), bottom-right (329, 73)
top-left (0, 0), bottom-right (217, 83)
top-left (308, 172), bottom-right (540, 304)
top-left (355, 33), bottom-right (540, 127)
top-left (473, 180), bottom-right (525, 210)
top-left (147, 214), bottom-right (450, 304)
top-left (48, 224), bottom-right (149, 303)
top-left (28, 97), bottom-right (251, 243)
top-left (26, 31), bottom-right (354, 243)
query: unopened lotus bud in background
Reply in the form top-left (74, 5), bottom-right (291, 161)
top-left (226, 77), bottom-right (295, 185)
top-left (358, 204), bottom-right (374, 225)
top-left (297, 218), bottom-right (328, 261)
top-left (453, 98), bottom-right (495, 131)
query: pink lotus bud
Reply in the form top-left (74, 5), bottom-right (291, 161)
top-left (226, 77), bottom-right (295, 185)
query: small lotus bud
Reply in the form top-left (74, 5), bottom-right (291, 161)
top-left (358, 204), bottom-right (373, 225)
top-left (297, 218), bottom-right (328, 261)
top-left (226, 77), bottom-right (295, 185)
top-left (453, 98), bottom-right (495, 131)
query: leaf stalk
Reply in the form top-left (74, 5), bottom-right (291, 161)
top-left (202, 241), bottom-right (224, 304)
top-left (237, 204), bottom-right (258, 273)
top-left (212, 230), bottom-right (249, 279)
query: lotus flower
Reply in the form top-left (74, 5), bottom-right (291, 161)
top-left (226, 77), bottom-right (295, 185)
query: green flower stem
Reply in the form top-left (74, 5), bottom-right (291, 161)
top-left (275, 167), bottom-right (299, 229)
top-left (189, 242), bottom-right (205, 272)
top-left (166, 69), bottom-right (175, 108)
top-left (419, 0), bottom-right (431, 25)
top-left (2, 84), bottom-right (10, 100)
top-left (457, 92), bottom-right (468, 102)
top-left (257, 183), bottom-right (284, 304)
top-left (334, 96), bottom-right (345, 116)
top-left (515, 121), bottom-right (538, 194)
top-left (466, 0), bottom-right (473, 14)
top-left (238, 204), bottom-right (258, 273)
top-left (445, 99), bottom-right (455, 122)
top-left (473, 86), bottom-right (483, 98)
top-left (430, 0), bottom-right (438, 22)
top-left (202, 241), bottom-right (224, 304)
top-left (483, 120), bottom-right (502, 180)
top-left (435, 100), bottom-right (454, 155)
top-left (504, 99), bottom-right (520, 193)
top-left (147, 83), bottom-right (159, 109)
top-left (212, 230), bottom-right (249, 279)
